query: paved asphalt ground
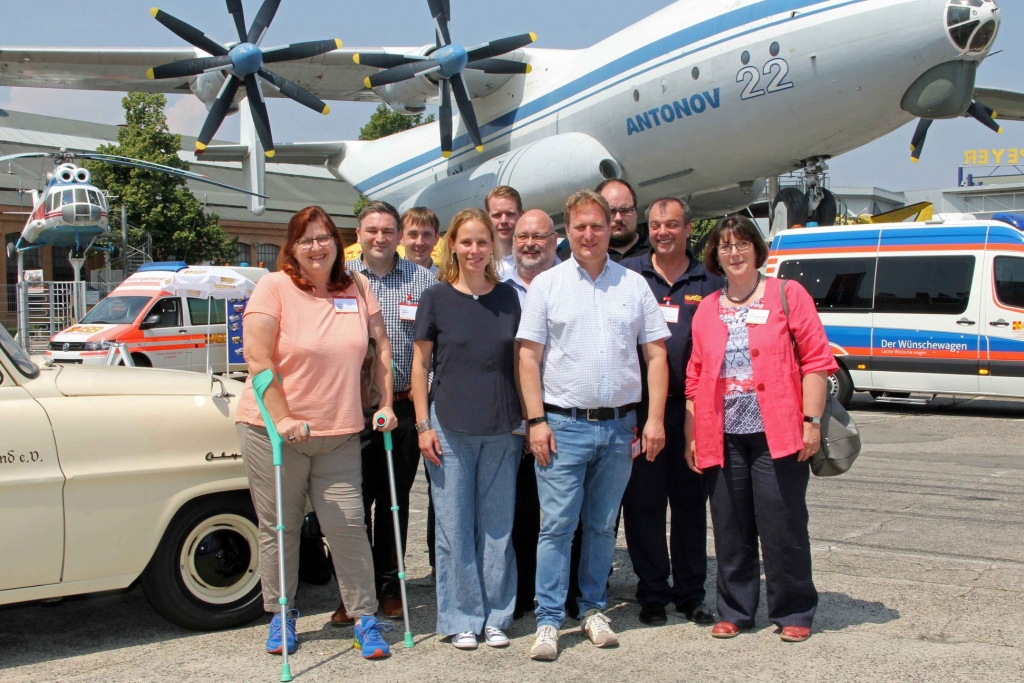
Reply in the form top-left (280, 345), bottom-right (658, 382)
top-left (4, 394), bottom-right (1024, 682)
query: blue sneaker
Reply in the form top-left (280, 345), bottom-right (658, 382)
top-left (266, 609), bottom-right (299, 655)
top-left (353, 615), bottom-right (392, 659)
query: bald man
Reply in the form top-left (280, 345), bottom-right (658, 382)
top-left (503, 209), bottom-right (560, 619)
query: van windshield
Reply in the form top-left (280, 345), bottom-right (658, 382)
top-left (80, 296), bottom-right (153, 325)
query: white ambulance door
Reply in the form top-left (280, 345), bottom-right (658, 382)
top-left (0, 357), bottom-right (65, 590)
top-left (138, 296), bottom-right (190, 370)
top-left (870, 244), bottom-right (982, 394)
top-left (184, 298), bottom-right (227, 374)
top-left (981, 251), bottom-right (1024, 396)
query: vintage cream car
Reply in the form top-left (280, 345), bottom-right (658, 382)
top-left (0, 325), bottom-right (262, 631)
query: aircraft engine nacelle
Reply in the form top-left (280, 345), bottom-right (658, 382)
top-left (399, 132), bottom-right (623, 229)
top-left (902, 60), bottom-right (978, 119)
top-left (190, 72), bottom-right (241, 115)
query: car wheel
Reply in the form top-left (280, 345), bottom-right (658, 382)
top-left (141, 492), bottom-right (263, 631)
top-left (828, 365), bottom-right (854, 407)
top-left (116, 353), bottom-right (151, 367)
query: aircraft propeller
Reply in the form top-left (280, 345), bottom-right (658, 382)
top-left (146, 0), bottom-right (342, 158)
top-left (910, 100), bottom-right (1002, 162)
top-left (354, 0), bottom-right (535, 158)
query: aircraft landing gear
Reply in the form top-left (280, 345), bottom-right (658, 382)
top-left (769, 157), bottom-right (838, 234)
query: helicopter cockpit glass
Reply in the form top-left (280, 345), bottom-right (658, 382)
top-left (946, 0), bottom-right (999, 53)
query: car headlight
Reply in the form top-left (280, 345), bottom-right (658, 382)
top-left (83, 340), bottom-right (112, 351)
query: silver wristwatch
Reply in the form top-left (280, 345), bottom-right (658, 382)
top-left (415, 419), bottom-right (433, 434)
top-left (803, 415), bottom-right (822, 425)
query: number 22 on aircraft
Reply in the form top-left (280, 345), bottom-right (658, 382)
top-left (738, 58), bottom-right (794, 101)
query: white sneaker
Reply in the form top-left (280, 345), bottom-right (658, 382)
top-left (580, 610), bottom-right (618, 648)
top-left (530, 625), bottom-right (559, 661)
top-left (484, 627), bottom-right (509, 648)
top-left (452, 631), bottom-right (478, 650)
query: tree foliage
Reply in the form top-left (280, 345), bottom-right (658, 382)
top-left (354, 105), bottom-right (436, 215)
top-left (87, 92), bottom-right (235, 264)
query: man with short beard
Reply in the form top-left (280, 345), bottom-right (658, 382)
top-left (502, 209), bottom-right (560, 620)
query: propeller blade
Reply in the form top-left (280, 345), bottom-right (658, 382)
top-left (244, 76), bottom-right (276, 157)
top-left (427, 0), bottom-right (452, 47)
top-left (450, 72), bottom-right (484, 152)
top-left (262, 39), bottom-right (343, 64)
top-left (196, 75), bottom-right (241, 153)
top-left (909, 118), bottom-right (933, 163)
top-left (466, 58), bottom-right (532, 75)
top-left (0, 153), bottom-right (49, 164)
top-left (440, 80), bottom-right (453, 158)
top-left (967, 100), bottom-right (1003, 134)
top-left (247, 0), bottom-right (282, 45)
top-left (353, 53), bottom-right (422, 69)
top-left (148, 55), bottom-right (233, 80)
top-left (79, 153), bottom-right (267, 197)
top-left (225, 0), bottom-right (247, 44)
top-left (259, 68), bottom-right (330, 115)
top-left (150, 8), bottom-right (228, 56)
top-left (365, 60), bottom-right (440, 88)
top-left (465, 33), bottom-right (537, 62)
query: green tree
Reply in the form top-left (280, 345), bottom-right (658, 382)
top-left (87, 92), bottom-right (235, 264)
top-left (353, 104), bottom-right (436, 214)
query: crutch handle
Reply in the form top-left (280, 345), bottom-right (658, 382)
top-left (375, 414), bottom-right (394, 450)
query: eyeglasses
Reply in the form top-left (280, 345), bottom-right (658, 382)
top-left (609, 206), bottom-right (636, 217)
top-left (717, 241), bottom-right (752, 255)
top-left (514, 232), bottom-right (555, 243)
top-left (296, 235), bottom-right (334, 250)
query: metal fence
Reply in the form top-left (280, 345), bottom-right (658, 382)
top-left (3, 281), bottom-right (122, 353)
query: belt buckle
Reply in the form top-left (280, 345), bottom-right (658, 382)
top-left (586, 408), bottom-right (600, 422)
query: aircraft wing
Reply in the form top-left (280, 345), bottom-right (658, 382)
top-left (975, 87), bottom-right (1024, 122)
top-left (0, 45), bottom-right (558, 103)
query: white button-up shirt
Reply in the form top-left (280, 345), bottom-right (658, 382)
top-left (501, 258), bottom-right (561, 306)
top-left (517, 255), bottom-right (670, 409)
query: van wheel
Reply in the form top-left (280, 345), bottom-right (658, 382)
top-left (141, 492), bottom-right (263, 631)
top-left (828, 366), bottom-right (854, 407)
top-left (116, 353), bottom-right (151, 367)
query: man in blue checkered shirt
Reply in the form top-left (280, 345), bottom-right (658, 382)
top-left (343, 201), bottom-right (435, 623)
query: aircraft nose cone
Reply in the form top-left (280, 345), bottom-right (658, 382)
top-left (434, 43), bottom-right (468, 79)
top-left (229, 43), bottom-right (264, 77)
top-left (945, 0), bottom-right (1000, 55)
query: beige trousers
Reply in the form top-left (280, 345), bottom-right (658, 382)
top-left (238, 423), bottom-right (378, 617)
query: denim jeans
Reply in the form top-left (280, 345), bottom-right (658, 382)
top-left (534, 409), bottom-right (637, 629)
top-left (426, 404), bottom-right (522, 635)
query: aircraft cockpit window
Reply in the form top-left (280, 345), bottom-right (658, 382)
top-left (47, 192), bottom-right (58, 212)
top-left (946, 0), bottom-right (998, 52)
top-left (87, 190), bottom-right (100, 206)
top-left (62, 189), bottom-right (73, 205)
top-left (74, 188), bottom-right (86, 204)
top-left (970, 20), bottom-right (996, 51)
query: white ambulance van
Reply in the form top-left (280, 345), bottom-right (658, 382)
top-left (46, 262), bottom-right (268, 372)
top-left (767, 213), bottom-right (1024, 406)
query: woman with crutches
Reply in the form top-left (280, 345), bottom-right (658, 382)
top-left (236, 206), bottom-right (398, 660)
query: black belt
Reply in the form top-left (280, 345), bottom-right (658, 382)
top-left (543, 403), bottom-right (636, 421)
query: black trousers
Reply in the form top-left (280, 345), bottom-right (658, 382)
top-left (360, 398), bottom-right (420, 598)
top-left (706, 432), bottom-right (816, 629)
top-left (622, 400), bottom-right (708, 607)
top-left (511, 448), bottom-right (540, 616)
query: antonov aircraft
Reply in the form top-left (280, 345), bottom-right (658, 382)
top-left (0, 0), bottom-right (1018, 228)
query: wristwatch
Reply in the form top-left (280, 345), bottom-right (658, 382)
top-left (803, 415), bottom-right (822, 425)
top-left (527, 416), bottom-right (548, 426)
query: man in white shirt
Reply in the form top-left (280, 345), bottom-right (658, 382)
top-left (518, 190), bottom-right (670, 660)
top-left (400, 207), bottom-right (440, 276)
top-left (486, 185), bottom-right (522, 276)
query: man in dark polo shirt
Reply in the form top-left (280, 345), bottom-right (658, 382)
top-left (620, 197), bottom-right (724, 627)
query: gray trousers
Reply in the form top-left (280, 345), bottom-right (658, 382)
top-left (238, 423), bottom-right (379, 617)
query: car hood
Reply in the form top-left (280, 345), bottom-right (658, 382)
top-left (53, 364), bottom-right (231, 397)
top-left (52, 323), bottom-right (133, 342)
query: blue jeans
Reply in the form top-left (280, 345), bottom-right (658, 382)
top-left (426, 404), bottom-right (522, 635)
top-left (534, 409), bottom-right (636, 629)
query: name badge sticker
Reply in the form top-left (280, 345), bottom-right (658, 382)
top-left (333, 297), bottom-right (359, 314)
top-left (660, 304), bottom-right (681, 324)
top-left (631, 430), bottom-right (642, 459)
top-left (746, 308), bottom-right (770, 325)
top-left (399, 303), bottom-right (418, 321)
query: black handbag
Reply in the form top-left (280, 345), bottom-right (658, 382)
top-left (779, 280), bottom-right (861, 476)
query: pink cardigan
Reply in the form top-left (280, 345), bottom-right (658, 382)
top-left (685, 278), bottom-right (838, 469)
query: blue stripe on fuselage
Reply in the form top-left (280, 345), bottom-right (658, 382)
top-left (357, 0), bottom-right (868, 195)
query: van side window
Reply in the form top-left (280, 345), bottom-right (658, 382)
top-left (146, 298), bottom-right (183, 328)
top-left (777, 258), bottom-right (875, 311)
top-left (187, 298), bottom-right (226, 326)
top-left (874, 256), bottom-right (975, 315)
top-left (994, 257), bottom-right (1024, 309)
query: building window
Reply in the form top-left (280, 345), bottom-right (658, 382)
top-left (5, 234), bottom-right (42, 286)
top-left (874, 256), bottom-right (975, 315)
top-left (51, 247), bottom-right (75, 282)
top-left (778, 257), bottom-right (875, 311)
top-left (236, 242), bottom-right (252, 266)
top-left (257, 243), bottom-right (279, 271)
top-left (994, 256), bottom-right (1024, 309)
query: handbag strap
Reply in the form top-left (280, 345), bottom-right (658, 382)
top-left (778, 278), bottom-right (800, 365)
top-left (351, 271), bottom-right (373, 338)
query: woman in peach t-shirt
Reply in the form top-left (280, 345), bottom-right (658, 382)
top-left (236, 206), bottom-right (397, 658)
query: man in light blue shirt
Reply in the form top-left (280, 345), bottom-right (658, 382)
top-left (518, 190), bottom-right (670, 660)
top-left (501, 209), bottom-right (560, 306)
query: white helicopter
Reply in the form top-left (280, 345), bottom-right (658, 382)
top-left (1, 0), bottom-right (1021, 228)
top-left (1, 149), bottom-right (265, 284)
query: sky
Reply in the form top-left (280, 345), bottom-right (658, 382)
top-left (1, 0), bottom-right (1021, 193)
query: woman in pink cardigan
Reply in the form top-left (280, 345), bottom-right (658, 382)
top-left (684, 216), bottom-right (837, 643)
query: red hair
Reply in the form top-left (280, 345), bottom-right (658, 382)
top-left (279, 206), bottom-right (353, 294)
